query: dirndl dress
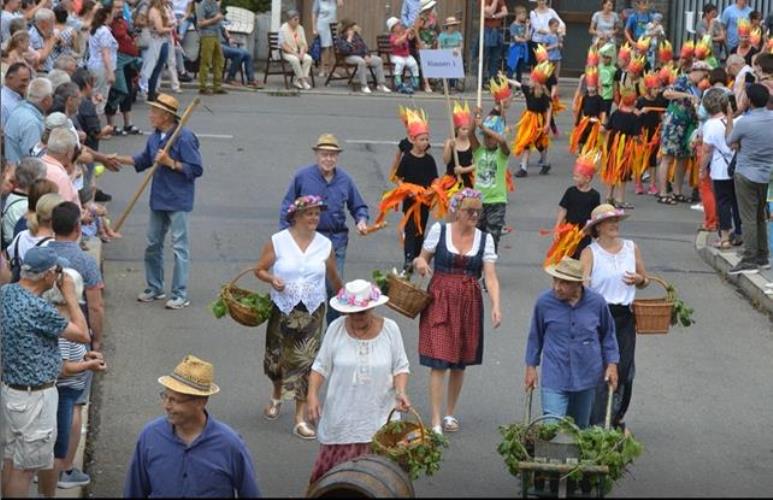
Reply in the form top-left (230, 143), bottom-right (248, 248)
top-left (419, 224), bottom-right (485, 369)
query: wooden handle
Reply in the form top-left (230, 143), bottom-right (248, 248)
top-left (229, 266), bottom-right (259, 287)
top-left (113, 97), bottom-right (201, 232)
top-left (443, 79), bottom-right (463, 184)
top-left (476, 0), bottom-right (485, 110)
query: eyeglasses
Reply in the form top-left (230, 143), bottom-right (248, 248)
top-left (159, 390), bottom-right (196, 405)
top-left (462, 208), bottom-right (481, 217)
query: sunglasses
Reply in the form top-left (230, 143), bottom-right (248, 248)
top-left (462, 208), bottom-right (481, 217)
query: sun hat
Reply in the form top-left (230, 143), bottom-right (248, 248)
top-left (339, 18), bottom-right (356, 33)
top-left (443, 16), bottom-right (461, 26)
top-left (386, 16), bottom-right (400, 32)
top-left (420, 0), bottom-right (437, 12)
top-left (544, 256), bottom-right (585, 283)
top-left (286, 195), bottom-right (327, 220)
top-left (21, 246), bottom-right (69, 274)
top-left (312, 133), bottom-right (343, 152)
top-left (690, 60), bottom-right (711, 72)
top-left (158, 354), bottom-right (220, 397)
top-left (330, 279), bottom-right (389, 314)
top-left (147, 93), bottom-right (181, 120)
top-left (583, 203), bottom-right (629, 234)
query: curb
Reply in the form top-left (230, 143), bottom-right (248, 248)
top-left (695, 230), bottom-right (773, 317)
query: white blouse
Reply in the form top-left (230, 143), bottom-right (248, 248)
top-left (270, 229), bottom-right (331, 314)
top-left (588, 239), bottom-right (637, 306)
top-left (530, 8), bottom-right (565, 39)
top-left (422, 223), bottom-right (497, 263)
top-left (312, 317), bottom-right (410, 445)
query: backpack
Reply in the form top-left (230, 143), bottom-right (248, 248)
top-left (0, 197), bottom-right (27, 252)
top-left (9, 236), bottom-right (53, 283)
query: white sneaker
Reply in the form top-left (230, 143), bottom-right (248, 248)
top-left (361, 86), bottom-right (372, 94)
top-left (293, 80), bottom-right (304, 90)
top-left (690, 203), bottom-right (704, 212)
top-left (303, 80), bottom-right (312, 90)
top-left (165, 297), bottom-right (191, 310)
top-left (378, 84), bottom-right (392, 93)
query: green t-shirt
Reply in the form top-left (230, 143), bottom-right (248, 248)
top-left (473, 146), bottom-right (509, 204)
top-left (599, 62), bottom-right (616, 101)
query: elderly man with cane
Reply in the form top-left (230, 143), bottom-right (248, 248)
top-left (524, 256), bottom-right (619, 428)
top-left (113, 94), bottom-right (203, 310)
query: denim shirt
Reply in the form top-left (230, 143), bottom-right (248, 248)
top-left (525, 288), bottom-right (619, 392)
top-left (279, 165), bottom-right (369, 250)
top-left (727, 108), bottom-right (773, 184)
top-left (3, 101), bottom-right (45, 163)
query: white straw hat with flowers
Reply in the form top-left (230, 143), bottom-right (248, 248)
top-left (330, 279), bottom-right (389, 313)
top-left (583, 203), bottom-right (629, 235)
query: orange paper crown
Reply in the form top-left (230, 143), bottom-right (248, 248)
top-left (628, 54), bottom-right (646, 75)
top-left (737, 18), bottom-right (751, 38)
top-left (643, 71), bottom-right (661, 89)
top-left (452, 101), bottom-right (472, 129)
top-left (489, 75), bottom-right (512, 102)
top-left (694, 35), bottom-right (711, 60)
top-left (636, 35), bottom-right (651, 52)
top-left (619, 88), bottom-right (637, 107)
top-left (531, 61), bottom-right (555, 85)
top-left (573, 149), bottom-right (599, 178)
top-left (403, 107), bottom-right (429, 138)
top-left (618, 43), bottom-right (632, 64)
top-left (534, 43), bottom-right (549, 63)
top-left (680, 40), bottom-right (695, 59)
top-left (585, 66), bottom-right (599, 88)
top-left (658, 64), bottom-right (678, 86)
top-left (658, 40), bottom-right (673, 64)
top-left (398, 105), bottom-right (409, 127)
top-left (586, 47), bottom-right (599, 67)
top-left (751, 27), bottom-right (762, 46)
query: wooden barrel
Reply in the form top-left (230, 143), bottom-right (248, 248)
top-left (307, 454), bottom-right (415, 498)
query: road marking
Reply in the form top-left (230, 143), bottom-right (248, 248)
top-left (141, 132), bottom-right (234, 139)
top-left (346, 139), bottom-right (444, 147)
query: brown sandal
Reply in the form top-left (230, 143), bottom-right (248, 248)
top-left (712, 240), bottom-right (732, 250)
top-left (263, 399), bottom-right (282, 420)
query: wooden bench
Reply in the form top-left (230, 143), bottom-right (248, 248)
top-left (325, 24), bottom-right (377, 89)
top-left (376, 34), bottom-right (410, 90)
top-left (263, 31), bottom-right (315, 89)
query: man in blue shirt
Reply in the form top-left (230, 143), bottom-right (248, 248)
top-left (114, 94), bottom-right (203, 310)
top-left (279, 133), bottom-right (369, 324)
top-left (524, 257), bottom-right (619, 428)
top-left (721, 0), bottom-right (753, 52)
top-left (1, 63), bottom-right (30, 128)
top-left (4, 77), bottom-right (53, 164)
top-left (124, 354), bottom-right (261, 498)
top-left (624, 0), bottom-right (652, 46)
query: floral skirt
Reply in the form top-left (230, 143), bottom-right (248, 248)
top-left (308, 443), bottom-right (372, 486)
top-left (263, 303), bottom-right (325, 401)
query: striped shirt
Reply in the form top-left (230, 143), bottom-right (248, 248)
top-left (57, 338), bottom-right (88, 389)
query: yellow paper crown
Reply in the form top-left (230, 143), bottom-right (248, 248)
top-left (618, 42), bottom-right (632, 62)
top-left (404, 107), bottom-right (429, 138)
top-left (643, 71), bottom-right (660, 89)
top-left (751, 26), bottom-right (762, 46)
top-left (636, 35), bottom-right (651, 52)
top-left (680, 40), bottom-right (695, 59)
top-left (658, 64), bottom-right (678, 85)
top-left (489, 75), bottom-right (512, 102)
top-left (586, 47), bottom-right (599, 67)
top-left (658, 40), bottom-right (673, 64)
top-left (452, 101), bottom-right (472, 129)
top-left (574, 149), bottom-right (599, 178)
top-left (585, 66), bottom-right (599, 87)
top-left (694, 35), bottom-right (711, 59)
top-left (534, 43), bottom-right (549, 63)
top-left (628, 54), bottom-right (646, 74)
top-left (531, 61), bottom-right (555, 85)
top-left (738, 18), bottom-right (751, 37)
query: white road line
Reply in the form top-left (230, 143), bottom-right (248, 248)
top-left (345, 139), bottom-right (444, 146)
top-left (141, 132), bottom-right (234, 139)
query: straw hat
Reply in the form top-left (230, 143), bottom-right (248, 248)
top-left (312, 133), bottom-right (343, 152)
top-left (544, 256), bottom-right (585, 283)
top-left (158, 354), bottom-right (220, 397)
top-left (420, 0), bottom-right (437, 12)
top-left (330, 279), bottom-right (389, 314)
top-left (443, 16), bottom-right (461, 27)
top-left (583, 203), bottom-right (629, 234)
top-left (147, 93), bottom-right (181, 121)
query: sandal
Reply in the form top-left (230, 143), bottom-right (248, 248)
top-left (124, 124), bottom-right (142, 135)
top-left (615, 201), bottom-right (634, 209)
top-left (657, 195), bottom-right (677, 205)
top-left (442, 415), bottom-right (459, 433)
top-left (673, 194), bottom-right (688, 203)
top-left (712, 240), bottom-right (733, 250)
top-left (263, 398), bottom-right (282, 420)
top-left (292, 421), bottom-right (317, 440)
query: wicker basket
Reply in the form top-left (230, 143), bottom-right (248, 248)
top-left (221, 268), bottom-right (269, 328)
top-left (372, 407), bottom-right (429, 471)
top-left (632, 276), bottom-right (673, 334)
top-left (385, 274), bottom-right (432, 319)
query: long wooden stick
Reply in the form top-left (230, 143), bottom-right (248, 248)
top-left (476, 0), bottom-right (485, 110)
top-left (114, 97), bottom-right (201, 232)
top-left (443, 79), bottom-right (462, 184)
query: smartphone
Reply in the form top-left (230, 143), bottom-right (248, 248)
top-left (728, 94), bottom-right (737, 112)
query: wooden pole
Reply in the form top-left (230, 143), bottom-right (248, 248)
top-left (113, 97), bottom-right (201, 232)
top-left (476, 0), bottom-right (485, 110)
top-left (443, 79), bottom-right (462, 184)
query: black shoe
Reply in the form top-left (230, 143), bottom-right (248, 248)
top-left (515, 168), bottom-right (528, 178)
top-left (538, 163), bottom-right (551, 175)
top-left (94, 189), bottom-right (112, 202)
top-left (178, 72), bottom-right (193, 82)
top-left (728, 262), bottom-right (759, 275)
top-left (758, 260), bottom-right (771, 270)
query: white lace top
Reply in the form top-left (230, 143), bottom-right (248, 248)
top-left (588, 239), bottom-right (636, 306)
top-left (270, 229), bottom-right (332, 314)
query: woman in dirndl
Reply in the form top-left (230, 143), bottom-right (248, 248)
top-left (254, 195), bottom-right (342, 440)
top-left (413, 188), bottom-right (502, 436)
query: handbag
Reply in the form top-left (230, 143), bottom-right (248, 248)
top-left (310, 34), bottom-right (321, 63)
top-left (726, 151), bottom-right (737, 177)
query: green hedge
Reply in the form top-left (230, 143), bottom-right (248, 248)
top-left (222, 0), bottom-right (271, 13)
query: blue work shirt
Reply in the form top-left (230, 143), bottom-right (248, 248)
top-left (1, 85), bottom-right (23, 128)
top-left (400, 0), bottom-right (422, 27)
top-left (132, 126), bottom-right (203, 212)
top-left (124, 414), bottom-right (261, 498)
top-left (721, 3), bottom-right (753, 50)
top-left (625, 11), bottom-right (652, 41)
top-left (279, 165), bottom-right (369, 251)
top-left (4, 100), bottom-right (45, 163)
top-left (525, 288), bottom-right (619, 392)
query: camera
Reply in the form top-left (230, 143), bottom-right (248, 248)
top-left (728, 94), bottom-right (738, 112)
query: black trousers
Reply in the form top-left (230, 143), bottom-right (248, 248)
top-left (712, 179), bottom-right (742, 236)
top-left (403, 204), bottom-right (429, 268)
top-left (591, 304), bottom-right (636, 427)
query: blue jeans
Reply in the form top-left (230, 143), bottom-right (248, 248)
top-left (541, 387), bottom-right (596, 429)
top-left (768, 203), bottom-right (773, 255)
top-left (148, 42), bottom-right (169, 98)
top-left (222, 45), bottom-right (255, 82)
top-left (55, 386), bottom-right (84, 458)
top-left (145, 210), bottom-right (190, 300)
top-left (325, 244), bottom-right (346, 325)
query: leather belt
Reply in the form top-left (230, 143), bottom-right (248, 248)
top-left (6, 381), bottom-right (56, 392)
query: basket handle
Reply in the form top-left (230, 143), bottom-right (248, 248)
top-left (229, 266), bottom-right (259, 288)
top-left (604, 383), bottom-right (614, 431)
top-left (385, 406), bottom-right (427, 444)
top-left (523, 388), bottom-right (533, 426)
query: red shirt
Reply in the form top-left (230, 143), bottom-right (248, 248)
top-left (482, 0), bottom-right (505, 29)
top-left (111, 17), bottom-right (139, 57)
top-left (390, 32), bottom-right (411, 57)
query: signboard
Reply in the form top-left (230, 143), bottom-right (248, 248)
top-left (419, 49), bottom-right (465, 79)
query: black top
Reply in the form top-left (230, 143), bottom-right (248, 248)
top-left (396, 151), bottom-right (438, 188)
top-left (523, 86), bottom-right (551, 113)
top-left (577, 94), bottom-right (604, 124)
top-left (606, 109), bottom-right (641, 136)
top-left (635, 94), bottom-right (669, 133)
top-left (559, 186), bottom-right (601, 227)
top-left (76, 99), bottom-right (101, 151)
top-left (545, 73), bottom-right (558, 92)
top-left (445, 147), bottom-right (474, 188)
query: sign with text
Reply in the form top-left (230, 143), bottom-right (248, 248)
top-left (419, 49), bottom-right (465, 79)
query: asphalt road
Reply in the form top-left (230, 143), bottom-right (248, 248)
top-left (87, 90), bottom-right (773, 497)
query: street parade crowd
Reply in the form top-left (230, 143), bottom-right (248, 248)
top-left (1, 0), bottom-right (773, 496)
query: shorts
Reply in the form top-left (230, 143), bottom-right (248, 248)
top-left (76, 371), bottom-right (93, 406)
top-left (54, 386), bottom-right (84, 459)
top-left (2, 384), bottom-right (58, 470)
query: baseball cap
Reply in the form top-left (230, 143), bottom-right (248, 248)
top-left (21, 247), bottom-right (70, 274)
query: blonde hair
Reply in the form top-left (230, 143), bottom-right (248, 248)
top-left (29, 193), bottom-right (64, 234)
top-left (2, 30), bottom-right (29, 57)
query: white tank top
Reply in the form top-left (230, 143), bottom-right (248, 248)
top-left (270, 229), bottom-right (331, 314)
top-left (589, 239), bottom-right (636, 306)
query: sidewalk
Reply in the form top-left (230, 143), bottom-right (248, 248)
top-left (695, 230), bottom-right (773, 317)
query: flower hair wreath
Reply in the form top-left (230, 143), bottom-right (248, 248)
top-left (449, 188), bottom-right (483, 213)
